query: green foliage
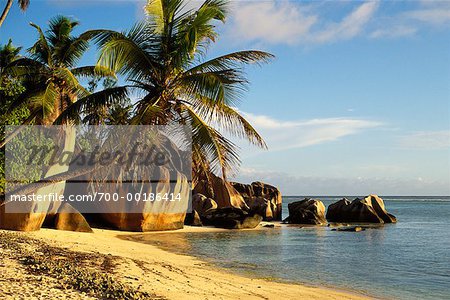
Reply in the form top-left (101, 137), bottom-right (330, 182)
top-left (9, 16), bottom-right (118, 125)
top-left (1, 1), bottom-right (273, 188)
top-left (0, 39), bottom-right (31, 193)
top-left (87, 0), bottom-right (273, 179)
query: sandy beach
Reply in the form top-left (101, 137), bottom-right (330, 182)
top-left (0, 227), bottom-right (372, 300)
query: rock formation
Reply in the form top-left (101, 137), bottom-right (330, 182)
top-left (192, 193), bottom-right (218, 216)
top-left (231, 181), bottom-right (282, 221)
top-left (283, 198), bottom-right (327, 225)
top-left (54, 203), bottom-right (92, 232)
top-left (326, 195), bottom-right (396, 224)
top-left (194, 175), bottom-right (248, 209)
top-left (202, 207), bottom-right (263, 229)
top-left (184, 210), bottom-right (202, 226)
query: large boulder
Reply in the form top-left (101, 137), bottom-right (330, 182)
top-left (45, 203), bottom-right (93, 233)
top-left (202, 207), bottom-right (263, 229)
top-left (231, 181), bottom-right (282, 221)
top-left (283, 199), bottom-right (326, 225)
top-left (192, 193), bottom-right (217, 216)
top-left (88, 168), bottom-right (191, 231)
top-left (0, 126), bottom-right (76, 231)
top-left (326, 195), bottom-right (396, 224)
top-left (0, 210), bottom-right (48, 232)
top-left (184, 193), bottom-right (218, 226)
top-left (184, 210), bottom-right (203, 226)
top-left (194, 175), bottom-right (248, 210)
top-left (0, 166), bottom-right (70, 232)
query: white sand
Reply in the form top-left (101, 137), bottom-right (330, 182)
top-left (2, 227), bottom-right (373, 300)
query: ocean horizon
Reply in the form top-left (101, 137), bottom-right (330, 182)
top-left (133, 196), bottom-right (450, 300)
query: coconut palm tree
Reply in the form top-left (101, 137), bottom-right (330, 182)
top-left (8, 15), bottom-right (127, 125)
top-left (66, 0), bottom-right (273, 181)
top-left (0, 0), bottom-right (29, 27)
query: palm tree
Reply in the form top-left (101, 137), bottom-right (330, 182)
top-left (8, 15), bottom-right (125, 125)
top-left (0, 0), bottom-right (29, 27)
top-left (0, 39), bottom-right (24, 99)
top-left (72, 0), bottom-right (273, 181)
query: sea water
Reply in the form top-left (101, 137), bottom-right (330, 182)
top-left (136, 197), bottom-right (450, 300)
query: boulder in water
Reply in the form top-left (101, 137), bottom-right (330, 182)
top-left (231, 181), bottom-right (283, 221)
top-left (202, 207), bottom-right (262, 229)
top-left (283, 199), bottom-right (327, 225)
top-left (326, 195), bottom-right (396, 224)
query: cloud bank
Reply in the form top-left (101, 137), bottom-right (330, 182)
top-left (239, 111), bottom-right (382, 151)
top-left (226, 0), bottom-right (450, 45)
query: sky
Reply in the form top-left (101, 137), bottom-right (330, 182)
top-left (1, 0), bottom-right (449, 195)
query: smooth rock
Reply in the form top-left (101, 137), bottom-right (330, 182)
top-left (194, 175), bottom-right (248, 210)
top-left (53, 203), bottom-right (93, 233)
top-left (231, 181), bottom-right (283, 221)
top-left (202, 207), bottom-right (262, 229)
top-left (184, 210), bottom-right (203, 226)
top-left (285, 199), bottom-right (327, 225)
top-left (192, 194), bottom-right (217, 216)
top-left (331, 226), bottom-right (365, 232)
top-left (326, 195), bottom-right (396, 224)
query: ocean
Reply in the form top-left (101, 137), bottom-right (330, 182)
top-left (136, 197), bottom-right (450, 300)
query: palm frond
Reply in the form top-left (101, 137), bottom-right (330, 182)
top-left (60, 36), bottom-right (90, 67)
top-left (178, 69), bottom-right (246, 106)
top-left (56, 67), bottom-right (90, 99)
top-left (145, 0), bottom-right (185, 33)
top-left (92, 25), bottom-right (160, 81)
top-left (145, 0), bottom-right (165, 33)
top-left (47, 15), bottom-right (79, 48)
top-left (186, 50), bottom-right (274, 74)
top-left (27, 82), bottom-right (58, 121)
top-left (28, 22), bottom-right (51, 65)
top-left (18, 0), bottom-right (30, 11)
top-left (190, 96), bottom-right (267, 149)
top-left (71, 65), bottom-right (117, 79)
top-left (180, 103), bottom-right (240, 178)
top-left (53, 86), bottom-right (129, 124)
top-left (176, 0), bottom-right (228, 58)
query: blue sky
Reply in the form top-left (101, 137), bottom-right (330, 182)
top-left (1, 0), bottom-right (449, 195)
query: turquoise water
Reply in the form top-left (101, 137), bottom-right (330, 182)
top-left (142, 197), bottom-right (450, 299)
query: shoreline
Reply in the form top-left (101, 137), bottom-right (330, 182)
top-left (1, 227), bottom-right (374, 300)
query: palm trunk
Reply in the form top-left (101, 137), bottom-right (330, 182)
top-left (0, 0), bottom-right (14, 28)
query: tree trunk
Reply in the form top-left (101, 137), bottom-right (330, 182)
top-left (0, 0), bottom-right (14, 28)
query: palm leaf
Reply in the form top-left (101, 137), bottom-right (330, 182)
top-left (71, 65), bottom-right (117, 79)
top-left (178, 69), bottom-right (246, 106)
top-left (28, 22), bottom-right (51, 65)
top-left (191, 96), bottom-right (267, 149)
top-left (185, 50), bottom-right (274, 74)
top-left (56, 67), bottom-right (90, 99)
top-left (53, 86), bottom-right (129, 124)
top-left (180, 103), bottom-right (240, 178)
top-left (26, 82), bottom-right (58, 121)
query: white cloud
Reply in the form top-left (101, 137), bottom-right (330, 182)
top-left (399, 130), bottom-right (450, 150)
top-left (404, 8), bottom-right (450, 26)
top-left (370, 25), bottom-right (418, 38)
top-left (310, 1), bottom-right (379, 44)
top-left (239, 111), bottom-right (382, 152)
top-left (228, 1), bottom-right (378, 45)
top-left (229, 1), bottom-right (317, 45)
top-left (226, 1), bottom-right (450, 46)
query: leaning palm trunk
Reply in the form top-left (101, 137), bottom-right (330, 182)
top-left (0, 0), bottom-right (29, 27)
top-left (0, 0), bottom-right (13, 27)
